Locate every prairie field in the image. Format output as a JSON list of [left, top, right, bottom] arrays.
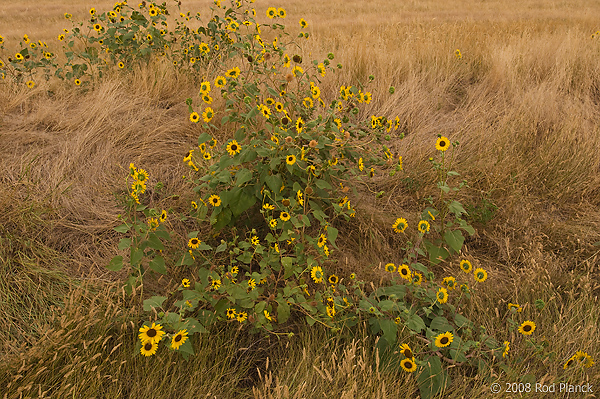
[[1, 0, 599, 398]]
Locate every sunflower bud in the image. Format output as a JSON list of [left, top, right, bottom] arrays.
[[305, 186, 313, 195], [247, 55, 253, 62], [327, 52, 334, 60], [285, 136, 293, 143], [282, 199, 290, 207], [309, 140, 317, 148], [389, 86, 396, 94], [292, 54, 302, 63], [344, 131, 350, 140], [285, 73, 293, 82]]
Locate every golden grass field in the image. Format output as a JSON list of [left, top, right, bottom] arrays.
[[1, 0, 600, 397]]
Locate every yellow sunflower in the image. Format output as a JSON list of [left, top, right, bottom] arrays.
[[473, 268, 488, 283], [459, 259, 472, 273], [140, 340, 158, 356], [310, 266, 323, 283], [434, 331, 453, 348], [400, 357, 417, 373], [208, 194, 221, 207], [170, 329, 189, 350], [392, 217, 408, 233], [138, 322, 165, 344], [399, 343, 413, 358], [435, 136, 450, 152], [517, 320, 536, 335], [398, 264, 411, 281], [436, 287, 449, 304], [226, 140, 241, 156], [188, 237, 201, 249]]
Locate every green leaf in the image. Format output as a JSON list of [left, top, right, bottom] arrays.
[[235, 168, 253, 186], [327, 226, 338, 247], [143, 296, 167, 311], [417, 356, 450, 399], [454, 313, 473, 329], [146, 233, 164, 250], [429, 316, 454, 333], [448, 200, 467, 216], [130, 248, 143, 266], [276, 299, 290, 324], [149, 256, 167, 275], [114, 223, 129, 233], [197, 132, 212, 145], [379, 319, 398, 346], [118, 238, 131, 250], [444, 230, 464, 253], [315, 179, 332, 190], [423, 240, 449, 264], [281, 257, 294, 278], [407, 313, 426, 333], [107, 256, 123, 271], [264, 174, 282, 194]]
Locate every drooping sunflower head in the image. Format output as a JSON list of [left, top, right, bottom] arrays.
[[417, 220, 430, 234], [310, 266, 323, 283], [399, 343, 413, 359], [412, 272, 423, 286], [170, 329, 189, 350]]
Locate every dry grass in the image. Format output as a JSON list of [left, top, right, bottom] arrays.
[[1, 0, 600, 397]]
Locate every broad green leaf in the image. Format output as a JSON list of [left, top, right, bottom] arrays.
[[407, 314, 426, 333], [454, 313, 473, 329], [107, 255, 123, 271], [448, 200, 467, 216], [143, 295, 167, 311], [149, 256, 167, 275], [379, 319, 398, 346], [417, 356, 450, 399], [114, 223, 129, 233], [147, 233, 164, 251], [276, 299, 290, 324], [429, 316, 454, 333], [118, 238, 131, 250], [444, 229, 464, 253]]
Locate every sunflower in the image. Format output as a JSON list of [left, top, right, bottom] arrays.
[[296, 117, 304, 133], [563, 355, 576, 370], [286, 155, 296, 165], [203, 152, 211, 160], [311, 266, 323, 283], [58, 34, 65, 41], [202, 94, 213, 105], [181, 278, 190, 288], [399, 343, 413, 358], [436, 287, 449, 304], [518, 320, 536, 335], [326, 305, 335, 318], [147, 218, 159, 231], [226, 67, 241, 79], [398, 264, 411, 281], [191, 201, 198, 210], [170, 329, 189, 350], [317, 234, 327, 247], [299, 18, 308, 28], [146, 33, 153, 42], [412, 272, 423, 285], [385, 263, 396, 273], [226, 140, 241, 156], [277, 8, 286, 18], [435, 136, 450, 152], [434, 331, 453, 348], [149, 8, 158, 16], [303, 97, 313, 108], [200, 81, 210, 94], [264, 310, 273, 321], [280, 211, 290, 221], [208, 194, 221, 207], [226, 308, 236, 319], [248, 278, 256, 290], [311, 84, 321, 99], [508, 303, 523, 313], [15, 53, 24, 61], [26, 80, 35, 89], [188, 237, 200, 249], [202, 107, 214, 123], [473, 268, 488, 283], [459, 259, 472, 273], [93, 23, 102, 32], [211, 279, 221, 290], [328, 274, 339, 284], [442, 276, 456, 290], [139, 322, 165, 344], [400, 357, 417, 373], [392, 217, 408, 233], [266, 7, 276, 18], [89, 7, 96, 16], [159, 209, 167, 222], [236, 311, 248, 323], [317, 63, 326, 77], [417, 220, 430, 234], [140, 340, 158, 356], [118, 61, 125, 69], [502, 341, 510, 358]]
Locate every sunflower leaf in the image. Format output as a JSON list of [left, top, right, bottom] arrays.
[[143, 296, 167, 312], [106, 256, 123, 271]]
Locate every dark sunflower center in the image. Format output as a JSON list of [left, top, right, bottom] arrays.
[[192, 239, 198, 244], [477, 273, 484, 279], [231, 145, 238, 151], [144, 342, 153, 350], [403, 360, 412, 368], [401, 269, 408, 275], [147, 329, 157, 337], [174, 335, 182, 342], [440, 337, 449, 345], [524, 325, 532, 332], [404, 349, 413, 358]]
